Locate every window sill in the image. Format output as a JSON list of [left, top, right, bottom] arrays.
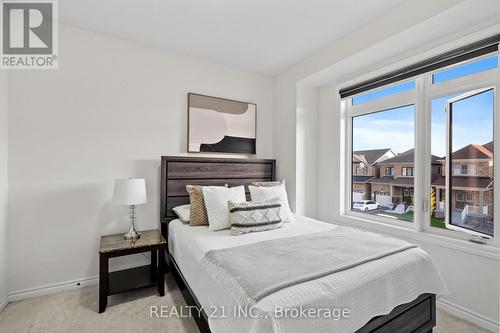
[[335, 213, 500, 260]]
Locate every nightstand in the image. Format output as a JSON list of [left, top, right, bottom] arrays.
[[98, 229, 166, 313]]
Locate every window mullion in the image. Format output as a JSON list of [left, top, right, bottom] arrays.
[[494, 83, 500, 242], [342, 99, 352, 216], [415, 76, 430, 232]]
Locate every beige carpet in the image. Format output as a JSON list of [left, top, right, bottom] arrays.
[[0, 274, 491, 333]]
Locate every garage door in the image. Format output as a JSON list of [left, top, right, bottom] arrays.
[[375, 194, 392, 206], [352, 192, 364, 201]]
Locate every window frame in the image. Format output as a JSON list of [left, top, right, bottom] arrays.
[[343, 83, 417, 230], [341, 49, 500, 246], [402, 167, 414, 176]]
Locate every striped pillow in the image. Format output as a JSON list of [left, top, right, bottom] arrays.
[[228, 198, 283, 236]]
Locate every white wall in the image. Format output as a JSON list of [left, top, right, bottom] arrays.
[[273, 0, 469, 210], [6, 25, 274, 294], [273, 0, 500, 331], [0, 70, 8, 309], [317, 83, 338, 220], [296, 84, 318, 218]]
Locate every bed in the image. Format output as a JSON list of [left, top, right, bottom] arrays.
[[160, 156, 447, 333]]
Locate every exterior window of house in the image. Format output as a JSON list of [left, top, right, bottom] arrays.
[[355, 167, 359, 174], [453, 164, 469, 175], [363, 168, 368, 175], [402, 167, 414, 176], [343, 37, 499, 242]]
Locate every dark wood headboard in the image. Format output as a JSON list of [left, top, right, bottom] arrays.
[[160, 156, 276, 239]]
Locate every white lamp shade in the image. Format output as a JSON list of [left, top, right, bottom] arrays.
[[112, 178, 147, 205]]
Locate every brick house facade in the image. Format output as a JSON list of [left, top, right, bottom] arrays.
[[352, 149, 396, 201], [432, 142, 494, 220]]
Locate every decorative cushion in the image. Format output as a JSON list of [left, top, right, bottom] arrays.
[[248, 183, 293, 222], [186, 184, 228, 226], [228, 198, 283, 236], [251, 179, 285, 187], [202, 186, 246, 231], [186, 185, 209, 226], [172, 204, 190, 223]]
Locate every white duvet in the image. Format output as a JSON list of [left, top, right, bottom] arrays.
[[168, 214, 448, 333]]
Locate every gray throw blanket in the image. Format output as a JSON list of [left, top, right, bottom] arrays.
[[202, 227, 417, 305]]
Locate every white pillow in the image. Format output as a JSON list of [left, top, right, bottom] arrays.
[[172, 204, 190, 223], [203, 186, 246, 231], [249, 183, 293, 222]]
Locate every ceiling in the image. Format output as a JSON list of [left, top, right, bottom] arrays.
[[59, 0, 405, 75]]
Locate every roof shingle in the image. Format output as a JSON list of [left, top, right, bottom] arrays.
[[352, 148, 392, 164], [368, 176, 414, 186], [432, 176, 493, 189], [378, 149, 440, 164], [352, 176, 374, 183], [451, 144, 493, 160]]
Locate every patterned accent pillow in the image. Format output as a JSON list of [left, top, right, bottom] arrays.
[[186, 184, 228, 226], [186, 185, 209, 226], [228, 198, 283, 236], [249, 183, 293, 222]]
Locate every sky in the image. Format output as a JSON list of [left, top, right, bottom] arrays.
[[352, 56, 496, 157]]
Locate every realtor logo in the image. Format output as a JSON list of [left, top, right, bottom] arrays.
[[1, 0, 58, 69]]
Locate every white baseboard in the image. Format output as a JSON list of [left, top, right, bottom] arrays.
[[438, 298, 499, 333], [0, 294, 8, 312], [7, 275, 99, 303], [3, 259, 150, 308]]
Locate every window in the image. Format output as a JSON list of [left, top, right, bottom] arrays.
[[352, 81, 415, 105], [343, 37, 499, 242], [351, 105, 415, 223], [453, 164, 469, 175], [363, 168, 368, 175], [402, 167, 414, 176], [432, 56, 498, 84], [430, 88, 494, 236], [445, 89, 494, 236]]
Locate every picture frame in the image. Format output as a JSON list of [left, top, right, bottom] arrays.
[[187, 93, 257, 154]]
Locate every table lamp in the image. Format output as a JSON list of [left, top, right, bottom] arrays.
[[112, 178, 147, 240]]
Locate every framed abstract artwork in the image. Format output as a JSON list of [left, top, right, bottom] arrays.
[[188, 93, 256, 154]]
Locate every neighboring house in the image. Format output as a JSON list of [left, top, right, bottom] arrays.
[[368, 149, 441, 207], [432, 142, 494, 222], [352, 148, 396, 201]]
